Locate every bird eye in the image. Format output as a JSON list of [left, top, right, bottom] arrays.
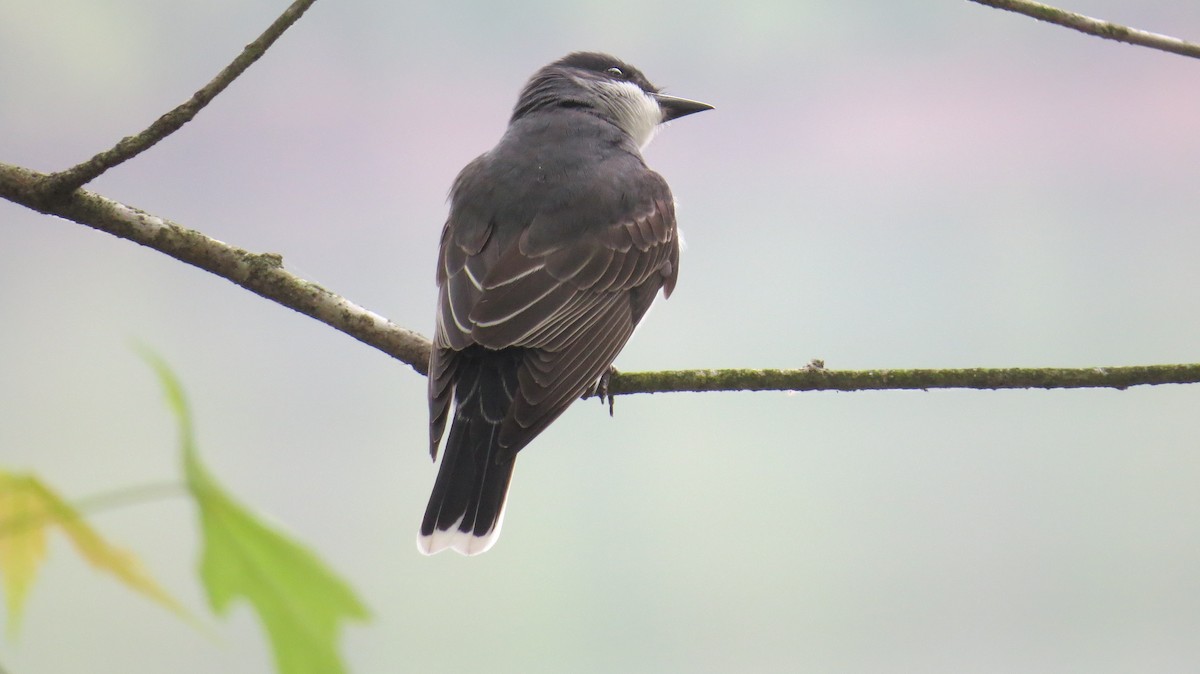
[[605, 66, 624, 78]]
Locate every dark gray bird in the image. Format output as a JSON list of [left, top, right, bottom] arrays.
[[418, 52, 712, 555]]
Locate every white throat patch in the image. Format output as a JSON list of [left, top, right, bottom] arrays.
[[592, 79, 663, 149]]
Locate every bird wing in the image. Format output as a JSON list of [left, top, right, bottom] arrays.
[[429, 172, 679, 459]]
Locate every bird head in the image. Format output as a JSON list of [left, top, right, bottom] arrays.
[[511, 52, 713, 148]]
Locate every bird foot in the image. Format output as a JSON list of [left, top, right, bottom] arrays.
[[590, 367, 617, 417]]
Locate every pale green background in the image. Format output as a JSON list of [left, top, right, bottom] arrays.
[[3, 1, 1200, 672]]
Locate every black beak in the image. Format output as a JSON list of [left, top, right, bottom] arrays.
[[654, 93, 714, 122]]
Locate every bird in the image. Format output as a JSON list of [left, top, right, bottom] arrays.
[[418, 52, 712, 555]]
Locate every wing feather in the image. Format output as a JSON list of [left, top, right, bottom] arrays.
[[501, 302, 633, 447], [521, 293, 608, 349], [565, 246, 617, 289], [427, 345, 457, 458], [593, 239, 647, 291], [518, 301, 629, 405], [444, 272, 479, 339]]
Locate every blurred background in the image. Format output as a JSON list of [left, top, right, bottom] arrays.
[[3, 0, 1200, 671]]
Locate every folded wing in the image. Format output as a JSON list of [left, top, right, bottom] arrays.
[[429, 175, 680, 461]]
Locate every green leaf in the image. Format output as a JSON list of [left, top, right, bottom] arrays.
[[141, 350, 369, 674], [0, 472, 49, 636], [0, 471, 186, 637]]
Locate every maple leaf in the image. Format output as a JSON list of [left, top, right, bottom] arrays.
[[143, 351, 369, 674], [0, 471, 185, 636]]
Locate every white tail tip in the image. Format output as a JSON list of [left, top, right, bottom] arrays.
[[416, 510, 506, 556]]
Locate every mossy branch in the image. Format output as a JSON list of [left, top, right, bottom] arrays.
[[607, 364, 1200, 395]]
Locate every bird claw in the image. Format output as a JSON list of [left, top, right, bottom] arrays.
[[592, 367, 617, 417]]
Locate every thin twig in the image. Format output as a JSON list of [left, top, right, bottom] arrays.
[[41, 0, 319, 196], [968, 0, 1200, 60]]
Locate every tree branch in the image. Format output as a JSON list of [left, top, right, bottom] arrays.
[[4, 161, 1200, 395], [0, 162, 432, 376], [41, 0, 319, 196], [967, 0, 1200, 60], [608, 364, 1200, 396]]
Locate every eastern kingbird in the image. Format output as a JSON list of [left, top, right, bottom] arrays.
[[418, 52, 712, 555]]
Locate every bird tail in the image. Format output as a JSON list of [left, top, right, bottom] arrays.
[[417, 351, 520, 556]]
